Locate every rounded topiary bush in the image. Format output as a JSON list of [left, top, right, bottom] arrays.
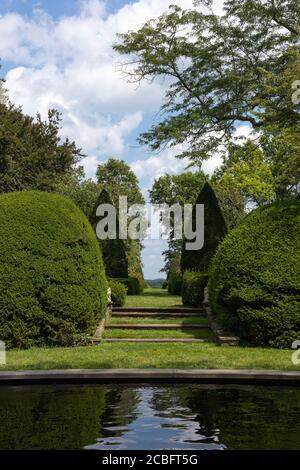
[[0, 191, 108, 348], [209, 200, 300, 347], [182, 271, 208, 306], [109, 279, 127, 307]]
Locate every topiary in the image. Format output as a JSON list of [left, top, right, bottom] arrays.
[[90, 189, 128, 278], [181, 182, 227, 272], [0, 191, 108, 349], [109, 279, 127, 307], [182, 271, 208, 306], [168, 272, 183, 295], [113, 277, 141, 295], [209, 199, 300, 347]]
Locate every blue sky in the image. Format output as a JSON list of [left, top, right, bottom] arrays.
[[0, 0, 237, 278]]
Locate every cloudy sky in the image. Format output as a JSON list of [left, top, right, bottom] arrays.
[[0, 0, 239, 278]]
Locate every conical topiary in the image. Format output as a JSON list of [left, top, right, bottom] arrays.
[[90, 189, 128, 278], [181, 182, 227, 272]]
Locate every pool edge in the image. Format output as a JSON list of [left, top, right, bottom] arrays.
[[0, 368, 299, 386]]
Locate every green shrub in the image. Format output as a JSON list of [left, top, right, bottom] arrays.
[[182, 272, 208, 306], [0, 191, 107, 349], [112, 277, 141, 295], [162, 281, 168, 289], [109, 280, 127, 307], [168, 273, 183, 295], [209, 200, 300, 347]]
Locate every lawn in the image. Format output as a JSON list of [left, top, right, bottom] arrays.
[[0, 343, 298, 371], [125, 288, 183, 308]]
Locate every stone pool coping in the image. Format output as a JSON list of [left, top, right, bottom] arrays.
[[0, 369, 299, 386]]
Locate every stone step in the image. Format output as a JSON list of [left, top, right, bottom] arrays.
[[112, 307, 204, 314], [97, 338, 215, 344], [106, 323, 210, 330], [112, 311, 205, 318]]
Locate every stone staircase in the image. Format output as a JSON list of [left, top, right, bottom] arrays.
[[97, 307, 217, 344]]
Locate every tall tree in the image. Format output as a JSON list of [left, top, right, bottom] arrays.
[[0, 104, 82, 193], [96, 159, 145, 282], [150, 171, 244, 274], [114, 0, 300, 196], [90, 189, 128, 278]]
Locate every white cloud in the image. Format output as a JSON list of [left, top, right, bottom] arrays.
[[1, 0, 225, 276], [2, 0, 200, 166]]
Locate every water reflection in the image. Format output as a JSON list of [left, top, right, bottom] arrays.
[[0, 384, 299, 450]]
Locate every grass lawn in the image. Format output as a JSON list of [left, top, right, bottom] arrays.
[[125, 288, 183, 309], [103, 328, 215, 340], [108, 316, 209, 326], [0, 343, 298, 371]]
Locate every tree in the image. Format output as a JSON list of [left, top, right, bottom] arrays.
[[96, 158, 145, 206], [0, 104, 82, 193], [181, 182, 227, 272], [54, 167, 100, 220], [96, 158, 145, 282], [90, 189, 128, 278], [114, 0, 300, 195], [150, 172, 244, 274], [214, 140, 276, 206]]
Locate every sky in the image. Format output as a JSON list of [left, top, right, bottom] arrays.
[[0, 0, 250, 278]]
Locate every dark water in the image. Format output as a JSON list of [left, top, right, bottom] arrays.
[[0, 384, 299, 450]]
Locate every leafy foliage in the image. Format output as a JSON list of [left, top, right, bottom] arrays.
[[90, 189, 128, 278], [0, 191, 107, 349], [96, 158, 145, 285], [0, 104, 82, 193], [115, 0, 300, 197], [109, 279, 127, 307], [182, 271, 208, 306], [113, 277, 142, 295], [209, 200, 300, 347], [181, 182, 227, 272], [150, 172, 245, 276]]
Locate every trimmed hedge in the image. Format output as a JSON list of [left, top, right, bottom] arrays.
[[0, 191, 108, 349], [168, 273, 183, 295], [109, 279, 127, 307], [182, 272, 208, 306], [209, 200, 300, 347], [112, 277, 142, 295]]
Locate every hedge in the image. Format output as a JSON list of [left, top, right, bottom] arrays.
[[209, 200, 300, 347], [0, 191, 107, 349], [112, 277, 142, 295], [168, 273, 183, 295], [109, 279, 127, 307], [182, 272, 208, 306]]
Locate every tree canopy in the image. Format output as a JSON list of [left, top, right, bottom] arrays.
[[0, 104, 82, 193], [114, 0, 300, 198]]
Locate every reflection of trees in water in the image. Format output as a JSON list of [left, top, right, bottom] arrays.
[[99, 386, 140, 438], [149, 386, 219, 442], [0, 385, 107, 449], [0, 384, 299, 450], [151, 385, 300, 450]]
